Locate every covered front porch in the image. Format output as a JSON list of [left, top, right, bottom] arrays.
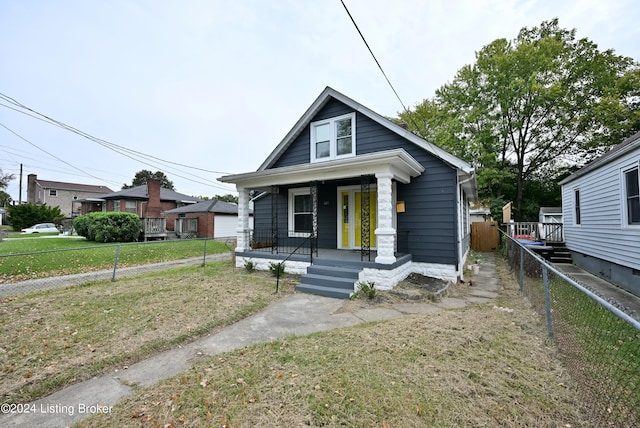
[[223, 149, 424, 265]]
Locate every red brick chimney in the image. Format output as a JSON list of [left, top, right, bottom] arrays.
[[145, 178, 163, 218]]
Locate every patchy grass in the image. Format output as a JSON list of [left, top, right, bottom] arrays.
[[0, 238, 231, 282], [0, 261, 297, 405], [77, 257, 592, 427]]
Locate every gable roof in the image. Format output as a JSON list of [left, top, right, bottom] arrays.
[[259, 86, 474, 175], [165, 200, 250, 215], [559, 131, 640, 185], [97, 185, 201, 203], [34, 179, 112, 193]]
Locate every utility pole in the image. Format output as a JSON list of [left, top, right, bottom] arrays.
[[18, 163, 23, 204]]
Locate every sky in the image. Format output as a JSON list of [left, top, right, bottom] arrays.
[[1, 0, 639, 202]]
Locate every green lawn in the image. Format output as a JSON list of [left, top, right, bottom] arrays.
[[0, 236, 232, 281]]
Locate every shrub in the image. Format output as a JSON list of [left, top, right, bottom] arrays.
[[7, 203, 63, 231], [243, 260, 255, 272], [73, 212, 143, 243], [354, 281, 376, 300], [268, 261, 285, 277]]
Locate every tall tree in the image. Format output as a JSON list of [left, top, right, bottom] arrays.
[[122, 170, 175, 190], [401, 19, 640, 220], [0, 168, 14, 190], [0, 190, 11, 207]]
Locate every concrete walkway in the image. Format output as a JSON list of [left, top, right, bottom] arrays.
[[1, 255, 502, 427]]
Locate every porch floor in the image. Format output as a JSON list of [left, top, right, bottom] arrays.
[[237, 248, 411, 270]]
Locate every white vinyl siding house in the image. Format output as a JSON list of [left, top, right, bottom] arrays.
[[560, 131, 640, 296]]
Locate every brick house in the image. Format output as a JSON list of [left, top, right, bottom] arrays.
[[165, 200, 253, 239], [27, 174, 113, 217], [78, 179, 200, 233]]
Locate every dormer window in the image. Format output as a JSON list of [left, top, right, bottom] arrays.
[[310, 113, 355, 162]]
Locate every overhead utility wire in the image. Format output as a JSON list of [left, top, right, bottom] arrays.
[[0, 96, 235, 192], [0, 94, 232, 176], [339, 0, 407, 113], [339, 0, 434, 142], [0, 121, 107, 183]]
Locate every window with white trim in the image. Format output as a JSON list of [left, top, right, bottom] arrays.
[[624, 166, 640, 225], [288, 188, 312, 236], [310, 113, 355, 162], [125, 200, 137, 214], [49, 189, 57, 197], [574, 189, 581, 225]]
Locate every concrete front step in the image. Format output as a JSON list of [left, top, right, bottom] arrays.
[[296, 264, 361, 299], [294, 283, 353, 299]]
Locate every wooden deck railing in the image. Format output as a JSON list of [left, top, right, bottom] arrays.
[[143, 217, 167, 241], [504, 222, 564, 243]]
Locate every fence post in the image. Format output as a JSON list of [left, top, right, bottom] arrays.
[[519, 246, 524, 291], [542, 265, 554, 337], [202, 239, 208, 267], [112, 245, 120, 282]]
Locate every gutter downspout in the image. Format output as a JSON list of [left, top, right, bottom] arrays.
[[457, 172, 476, 282]]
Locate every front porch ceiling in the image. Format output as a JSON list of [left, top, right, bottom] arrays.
[[219, 148, 424, 189]]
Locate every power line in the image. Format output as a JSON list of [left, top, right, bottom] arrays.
[[0, 121, 107, 183], [339, 0, 436, 146], [339, 0, 408, 113], [0, 94, 236, 193], [0, 97, 232, 176]]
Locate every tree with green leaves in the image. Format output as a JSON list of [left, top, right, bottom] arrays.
[[123, 170, 175, 190], [400, 19, 640, 220], [0, 190, 11, 207], [7, 203, 63, 231], [0, 168, 14, 190]]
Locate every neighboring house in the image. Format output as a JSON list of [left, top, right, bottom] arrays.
[[219, 87, 477, 297], [0, 207, 6, 225], [165, 200, 253, 239], [26, 174, 113, 217], [538, 207, 563, 242], [470, 204, 491, 223], [539, 207, 563, 224], [78, 179, 200, 234], [559, 131, 640, 297]]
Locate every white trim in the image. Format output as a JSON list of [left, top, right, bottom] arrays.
[[310, 112, 356, 163], [336, 185, 378, 250], [288, 187, 312, 237], [621, 161, 640, 228], [220, 149, 424, 188], [574, 188, 582, 226], [254, 87, 474, 175]]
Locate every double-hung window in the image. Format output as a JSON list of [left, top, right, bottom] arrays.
[[125, 200, 137, 214], [288, 188, 312, 237], [574, 189, 581, 225], [624, 166, 640, 226], [310, 113, 355, 162]]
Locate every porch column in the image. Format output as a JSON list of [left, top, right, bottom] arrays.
[[375, 172, 396, 264], [236, 187, 251, 252]]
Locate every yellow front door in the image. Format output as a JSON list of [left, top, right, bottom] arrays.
[[339, 189, 377, 249]]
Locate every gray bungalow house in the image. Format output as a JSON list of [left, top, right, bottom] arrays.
[[559, 131, 640, 297], [219, 87, 477, 298]]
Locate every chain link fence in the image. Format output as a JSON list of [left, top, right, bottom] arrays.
[[0, 238, 233, 297], [502, 233, 640, 426]]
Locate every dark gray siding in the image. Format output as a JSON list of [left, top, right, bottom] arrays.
[[264, 97, 460, 265], [272, 101, 353, 168]]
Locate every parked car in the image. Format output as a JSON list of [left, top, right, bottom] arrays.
[[20, 223, 60, 234]]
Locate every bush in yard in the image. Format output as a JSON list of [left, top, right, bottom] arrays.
[[73, 212, 143, 242], [7, 203, 63, 231]]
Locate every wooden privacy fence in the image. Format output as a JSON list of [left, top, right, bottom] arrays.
[[471, 221, 499, 251]]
